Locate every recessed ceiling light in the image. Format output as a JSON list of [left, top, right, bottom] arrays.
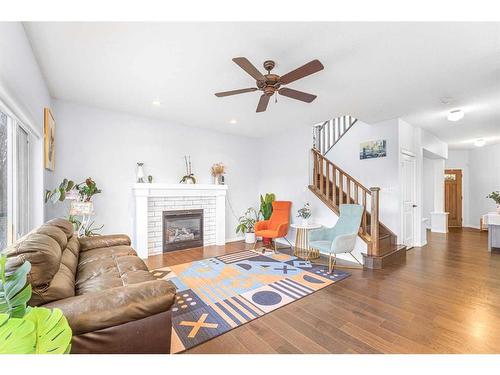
[[152, 99, 161, 106], [229, 119, 237, 124], [474, 138, 486, 147], [447, 109, 464, 122]]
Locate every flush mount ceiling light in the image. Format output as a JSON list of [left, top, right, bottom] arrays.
[[229, 119, 237, 124], [152, 99, 161, 106], [474, 138, 486, 147], [447, 109, 464, 122]]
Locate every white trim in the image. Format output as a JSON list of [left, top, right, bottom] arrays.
[[400, 148, 416, 157]]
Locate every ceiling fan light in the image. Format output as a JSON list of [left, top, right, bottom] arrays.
[[474, 138, 485, 147], [447, 109, 464, 122]]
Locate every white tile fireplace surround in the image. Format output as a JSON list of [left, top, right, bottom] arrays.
[[133, 184, 228, 258]]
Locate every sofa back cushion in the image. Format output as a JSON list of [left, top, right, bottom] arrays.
[[2, 218, 79, 306]]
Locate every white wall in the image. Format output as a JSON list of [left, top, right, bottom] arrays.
[[422, 157, 435, 227], [327, 119, 401, 238], [257, 122, 390, 262], [0, 22, 52, 230], [468, 144, 500, 226], [45, 100, 261, 241]]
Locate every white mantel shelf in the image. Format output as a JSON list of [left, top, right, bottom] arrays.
[[133, 183, 228, 196], [133, 183, 228, 259]]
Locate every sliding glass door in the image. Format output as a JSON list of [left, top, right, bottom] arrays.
[[0, 108, 31, 249]]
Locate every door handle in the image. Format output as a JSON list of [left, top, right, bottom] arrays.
[[412, 204, 417, 208]]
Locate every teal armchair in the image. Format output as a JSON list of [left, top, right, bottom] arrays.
[[309, 204, 364, 272]]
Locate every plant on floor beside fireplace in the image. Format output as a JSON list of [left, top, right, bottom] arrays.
[[486, 191, 500, 213], [236, 207, 258, 244]]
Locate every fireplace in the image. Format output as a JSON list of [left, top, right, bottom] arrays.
[[162, 209, 204, 252]]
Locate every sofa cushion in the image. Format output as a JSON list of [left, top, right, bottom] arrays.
[[75, 246, 155, 296], [2, 218, 79, 305]]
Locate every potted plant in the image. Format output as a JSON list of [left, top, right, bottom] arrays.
[[259, 193, 275, 245], [486, 191, 500, 213], [236, 208, 258, 244], [180, 155, 196, 184], [297, 202, 312, 225], [211, 162, 226, 185], [0, 255, 72, 353]]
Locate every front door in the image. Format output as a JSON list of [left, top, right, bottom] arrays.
[[445, 169, 462, 227], [401, 153, 416, 249]]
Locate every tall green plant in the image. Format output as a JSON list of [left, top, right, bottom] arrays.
[[44, 178, 75, 203], [259, 193, 276, 220], [0, 254, 72, 354]]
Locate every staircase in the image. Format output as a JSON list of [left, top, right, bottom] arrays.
[[309, 116, 406, 269], [313, 115, 358, 156]]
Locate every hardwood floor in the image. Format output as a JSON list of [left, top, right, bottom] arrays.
[[145, 228, 500, 354]]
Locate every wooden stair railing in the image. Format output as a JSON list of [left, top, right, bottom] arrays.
[[312, 115, 358, 156], [309, 148, 398, 257]]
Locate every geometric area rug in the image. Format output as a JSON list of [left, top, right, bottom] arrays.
[[151, 249, 350, 353]]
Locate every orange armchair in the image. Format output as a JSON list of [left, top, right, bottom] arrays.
[[255, 201, 292, 252]]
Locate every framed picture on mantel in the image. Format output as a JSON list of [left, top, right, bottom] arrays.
[[44, 108, 56, 171], [360, 139, 387, 160]]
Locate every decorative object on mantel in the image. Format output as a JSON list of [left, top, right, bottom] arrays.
[[43, 108, 56, 171], [148, 175, 153, 183], [297, 202, 312, 226], [136, 162, 145, 183], [45, 177, 103, 237], [236, 207, 258, 244], [486, 191, 500, 214], [180, 155, 196, 184], [259, 193, 276, 246], [360, 139, 387, 160], [211, 162, 226, 185]]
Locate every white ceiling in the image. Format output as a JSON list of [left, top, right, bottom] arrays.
[[24, 22, 500, 148]]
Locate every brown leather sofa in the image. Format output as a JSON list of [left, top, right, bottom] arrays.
[[2, 218, 176, 354]]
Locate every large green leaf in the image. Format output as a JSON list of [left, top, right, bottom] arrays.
[[0, 257, 32, 318], [24, 307, 72, 354], [0, 313, 36, 354]]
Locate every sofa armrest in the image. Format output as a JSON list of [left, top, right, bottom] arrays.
[[78, 234, 131, 252], [43, 279, 176, 335]]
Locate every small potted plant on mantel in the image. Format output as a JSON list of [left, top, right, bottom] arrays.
[[486, 191, 500, 214], [236, 208, 258, 244]]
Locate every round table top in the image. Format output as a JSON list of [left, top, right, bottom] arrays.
[[290, 223, 322, 230]]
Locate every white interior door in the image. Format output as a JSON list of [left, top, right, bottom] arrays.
[[401, 153, 416, 248]]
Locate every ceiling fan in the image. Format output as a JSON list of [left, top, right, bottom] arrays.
[[215, 57, 324, 113]]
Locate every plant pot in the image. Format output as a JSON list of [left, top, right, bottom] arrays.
[[497, 204, 500, 214], [245, 232, 256, 244], [262, 237, 271, 246], [301, 218, 309, 226]]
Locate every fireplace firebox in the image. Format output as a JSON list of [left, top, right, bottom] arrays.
[[162, 209, 204, 252]]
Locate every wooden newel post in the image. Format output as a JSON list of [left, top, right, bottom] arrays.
[[369, 187, 380, 256]]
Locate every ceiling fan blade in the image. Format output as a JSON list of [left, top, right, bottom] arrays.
[[215, 88, 258, 97], [279, 88, 317, 103], [256, 94, 270, 112], [232, 57, 266, 81], [280, 59, 324, 85]]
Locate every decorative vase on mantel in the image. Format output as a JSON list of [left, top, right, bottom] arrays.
[[136, 162, 145, 183]]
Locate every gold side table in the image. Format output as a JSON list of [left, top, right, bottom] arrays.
[[290, 223, 322, 260]]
